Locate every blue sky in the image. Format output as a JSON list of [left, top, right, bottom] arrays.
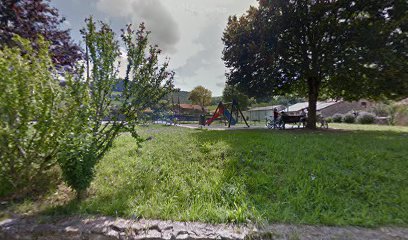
[[51, 0, 258, 96]]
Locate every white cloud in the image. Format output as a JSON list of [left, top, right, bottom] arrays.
[[96, 0, 180, 53], [53, 0, 258, 96]]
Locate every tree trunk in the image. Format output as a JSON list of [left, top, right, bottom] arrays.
[[306, 77, 319, 129]]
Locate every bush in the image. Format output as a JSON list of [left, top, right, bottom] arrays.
[[393, 105, 408, 126], [372, 103, 392, 117], [0, 36, 74, 196], [325, 117, 333, 123], [332, 113, 344, 123], [357, 112, 376, 124], [343, 113, 356, 123]]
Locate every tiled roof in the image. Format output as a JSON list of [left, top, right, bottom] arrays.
[[179, 104, 204, 111]]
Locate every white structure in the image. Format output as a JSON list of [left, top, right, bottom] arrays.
[[287, 100, 372, 117], [245, 105, 286, 121]]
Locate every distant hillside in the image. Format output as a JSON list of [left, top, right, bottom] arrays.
[[114, 82, 222, 105], [168, 91, 223, 105], [167, 91, 191, 104], [114, 80, 191, 104]]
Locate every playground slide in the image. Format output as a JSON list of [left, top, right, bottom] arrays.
[[205, 111, 221, 125], [223, 109, 237, 125]]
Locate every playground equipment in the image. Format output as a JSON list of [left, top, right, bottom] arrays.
[[206, 100, 249, 128]]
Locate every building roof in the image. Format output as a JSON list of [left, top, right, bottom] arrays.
[[317, 101, 340, 110], [287, 101, 341, 112], [248, 105, 286, 112], [179, 104, 205, 111]]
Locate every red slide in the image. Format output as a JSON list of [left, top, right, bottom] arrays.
[[205, 111, 221, 125]]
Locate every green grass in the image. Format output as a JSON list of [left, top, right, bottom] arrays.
[[42, 124, 408, 227], [330, 123, 408, 133]]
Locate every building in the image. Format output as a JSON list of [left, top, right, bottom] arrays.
[[287, 100, 373, 117], [175, 104, 208, 116], [244, 105, 286, 121]]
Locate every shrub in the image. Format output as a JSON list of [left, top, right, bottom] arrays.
[[332, 113, 343, 123], [393, 105, 408, 126], [357, 112, 376, 124], [372, 103, 392, 117], [342, 113, 356, 123], [325, 117, 333, 123], [0, 36, 74, 196]]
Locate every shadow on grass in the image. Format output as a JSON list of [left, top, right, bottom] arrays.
[[189, 128, 408, 226], [41, 125, 407, 226]]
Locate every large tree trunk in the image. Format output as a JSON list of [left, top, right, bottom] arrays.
[[306, 77, 319, 129]]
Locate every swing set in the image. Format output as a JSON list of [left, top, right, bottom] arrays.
[[205, 99, 249, 128]]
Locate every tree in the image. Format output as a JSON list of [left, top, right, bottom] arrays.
[[189, 86, 212, 109], [57, 18, 174, 198], [222, 85, 251, 110], [0, 0, 81, 70], [211, 96, 223, 105], [223, 0, 408, 128]]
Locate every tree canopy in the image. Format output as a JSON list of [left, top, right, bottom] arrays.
[[189, 86, 212, 108], [0, 0, 82, 70], [222, 85, 251, 110], [223, 0, 408, 128]]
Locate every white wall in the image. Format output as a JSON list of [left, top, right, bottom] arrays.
[[249, 110, 274, 121]]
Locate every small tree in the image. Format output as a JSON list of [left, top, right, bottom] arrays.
[[222, 85, 251, 110], [189, 86, 212, 110], [57, 18, 174, 198]]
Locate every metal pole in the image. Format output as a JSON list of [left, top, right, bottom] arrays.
[[228, 102, 234, 128]]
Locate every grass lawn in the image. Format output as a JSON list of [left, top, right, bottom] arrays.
[[9, 124, 408, 227], [330, 123, 408, 133]]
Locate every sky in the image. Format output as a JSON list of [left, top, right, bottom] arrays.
[[51, 0, 258, 96]]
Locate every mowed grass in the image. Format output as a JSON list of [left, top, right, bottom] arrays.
[[330, 123, 408, 133], [49, 125, 408, 227]]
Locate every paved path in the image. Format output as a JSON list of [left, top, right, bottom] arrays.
[[174, 123, 266, 131]]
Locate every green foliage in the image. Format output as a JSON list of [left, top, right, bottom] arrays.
[[332, 114, 344, 123], [372, 103, 393, 117], [0, 36, 72, 196], [342, 113, 356, 124], [325, 117, 333, 123], [0, 0, 82, 70], [211, 96, 223, 105], [57, 18, 174, 197], [46, 125, 408, 226], [167, 90, 192, 104], [394, 105, 408, 126], [189, 86, 212, 107], [222, 85, 251, 110], [222, 1, 408, 128], [357, 112, 376, 124]]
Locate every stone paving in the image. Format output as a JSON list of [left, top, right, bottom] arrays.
[[1, 216, 407, 240]]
